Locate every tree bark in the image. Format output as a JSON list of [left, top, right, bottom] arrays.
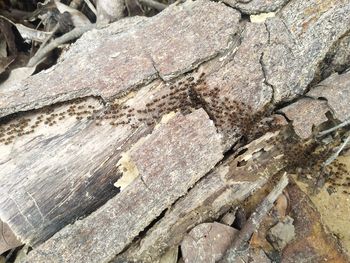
[[1, 0, 350, 262]]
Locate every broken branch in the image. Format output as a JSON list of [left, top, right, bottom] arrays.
[[219, 173, 289, 263], [323, 134, 350, 167], [27, 24, 94, 67], [318, 118, 350, 137], [84, 0, 97, 15]]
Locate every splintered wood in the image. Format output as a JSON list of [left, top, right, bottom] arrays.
[[117, 131, 287, 262], [1, 0, 350, 262], [22, 109, 223, 263]]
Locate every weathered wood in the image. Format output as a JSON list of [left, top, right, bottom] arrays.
[[117, 70, 350, 262], [117, 130, 289, 262], [279, 98, 329, 139], [195, 0, 350, 145], [0, 0, 241, 245], [320, 32, 350, 79], [1, 0, 350, 258], [21, 109, 223, 263], [0, 0, 240, 117], [308, 71, 350, 122], [0, 96, 151, 245], [223, 0, 289, 14], [199, 22, 271, 148], [263, 0, 350, 102]]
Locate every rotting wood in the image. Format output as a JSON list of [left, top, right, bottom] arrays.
[[1, 0, 350, 261], [20, 109, 223, 263], [116, 130, 289, 263], [0, 74, 208, 245], [0, 0, 241, 118]]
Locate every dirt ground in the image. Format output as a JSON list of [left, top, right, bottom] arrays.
[[294, 155, 350, 256]]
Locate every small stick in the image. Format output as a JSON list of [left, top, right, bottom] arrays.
[[138, 0, 167, 10], [84, 0, 97, 15], [318, 118, 350, 137], [27, 24, 94, 67], [36, 23, 60, 56], [323, 134, 350, 167], [219, 173, 289, 263], [314, 133, 350, 192]]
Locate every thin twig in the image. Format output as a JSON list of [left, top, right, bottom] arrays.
[[27, 24, 94, 67], [84, 0, 97, 15], [318, 118, 350, 137], [138, 0, 168, 11], [220, 173, 289, 263], [323, 134, 350, 167], [314, 133, 350, 192], [36, 23, 60, 56]]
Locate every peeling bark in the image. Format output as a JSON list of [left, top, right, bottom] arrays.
[[21, 109, 223, 263], [0, 0, 350, 262]]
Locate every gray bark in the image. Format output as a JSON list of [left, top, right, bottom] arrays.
[[1, 0, 350, 262]]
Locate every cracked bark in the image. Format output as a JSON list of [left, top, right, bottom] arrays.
[[21, 109, 223, 263], [222, 0, 290, 14], [1, 0, 350, 262]]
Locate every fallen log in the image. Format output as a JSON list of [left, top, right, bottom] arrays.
[[0, 0, 241, 245], [1, 0, 350, 262], [21, 109, 223, 263]]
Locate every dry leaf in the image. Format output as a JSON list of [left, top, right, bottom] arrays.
[[54, 0, 91, 28]]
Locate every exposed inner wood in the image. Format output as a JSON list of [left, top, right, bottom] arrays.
[[1, 0, 350, 262]]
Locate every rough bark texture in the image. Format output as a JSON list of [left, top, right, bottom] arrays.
[[21, 109, 223, 263], [308, 71, 350, 122], [0, 0, 240, 246], [223, 0, 289, 14], [0, 0, 240, 117], [1, 0, 350, 262], [264, 0, 350, 102], [181, 222, 238, 263], [116, 131, 287, 263], [279, 98, 329, 139]]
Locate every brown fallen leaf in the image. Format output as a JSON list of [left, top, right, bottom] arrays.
[[273, 191, 290, 218]]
